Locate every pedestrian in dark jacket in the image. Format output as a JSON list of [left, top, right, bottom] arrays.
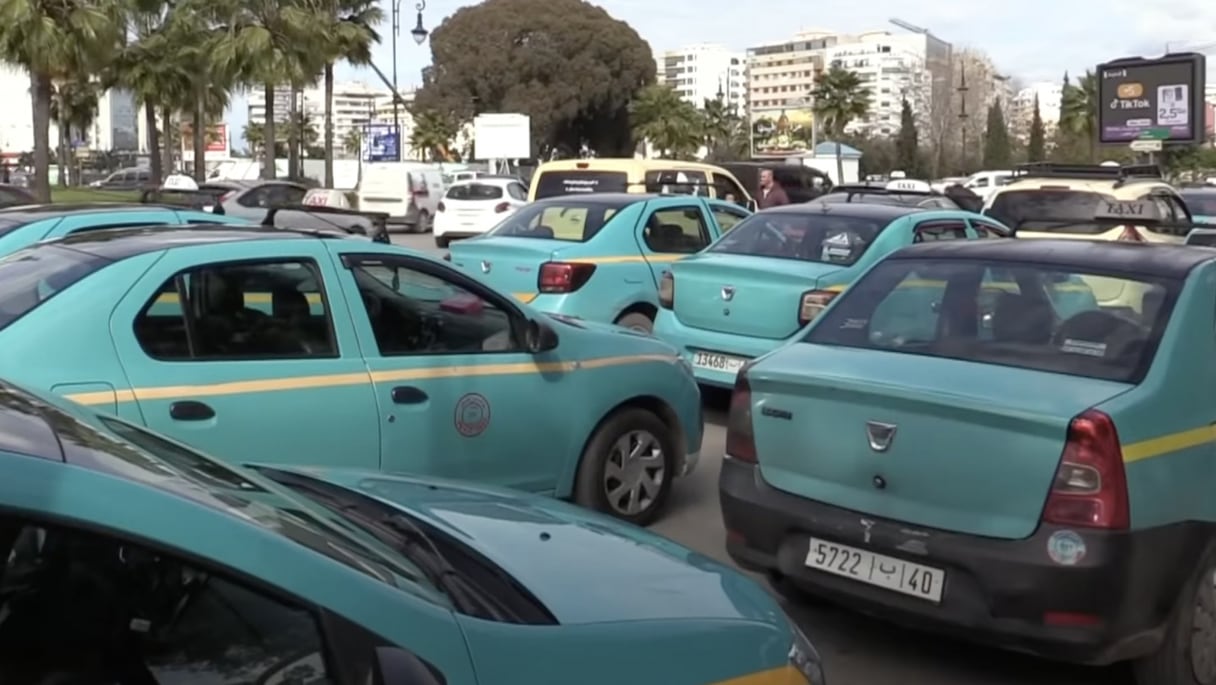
[[757, 168, 790, 209]]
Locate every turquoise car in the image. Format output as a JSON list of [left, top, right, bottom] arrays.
[[720, 237, 1216, 683], [0, 225, 702, 525], [447, 193, 750, 333], [0, 203, 252, 255], [0, 378, 825, 685], [1179, 186, 1216, 225], [653, 202, 1014, 387]]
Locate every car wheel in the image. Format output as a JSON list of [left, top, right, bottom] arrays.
[[574, 408, 675, 526], [615, 311, 654, 334], [1134, 546, 1216, 685], [435, 235, 451, 248]]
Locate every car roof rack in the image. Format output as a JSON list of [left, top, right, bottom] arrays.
[[1012, 162, 1163, 185], [262, 204, 391, 244], [139, 188, 228, 214], [828, 184, 940, 199]]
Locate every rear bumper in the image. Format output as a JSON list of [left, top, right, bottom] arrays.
[[652, 310, 786, 388], [719, 458, 1203, 666], [434, 215, 496, 238]]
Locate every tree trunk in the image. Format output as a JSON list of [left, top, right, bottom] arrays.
[[145, 101, 163, 185], [30, 72, 53, 202], [192, 96, 206, 181], [835, 142, 845, 185], [56, 105, 70, 188], [160, 106, 174, 175], [262, 83, 276, 180], [323, 62, 334, 188], [287, 85, 299, 179]]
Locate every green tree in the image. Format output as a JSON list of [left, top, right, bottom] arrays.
[[317, 0, 381, 186], [0, 0, 124, 201], [701, 97, 748, 161], [810, 66, 872, 183], [894, 98, 919, 176], [628, 85, 704, 159], [1058, 70, 1098, 162], [412, 0, 655, 158], [50, 78, 100, 185], [342, 127, 362, 157], [983, 98, 1012, 169], [1027, 94, 1046, 162], [409, 110, 458, 161]]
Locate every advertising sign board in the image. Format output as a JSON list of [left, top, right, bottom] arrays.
[[362, 124, 400, 162], [1097, 52, 1206, 145]]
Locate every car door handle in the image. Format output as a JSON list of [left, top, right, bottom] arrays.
[[391, 386, 428, 405], [169, 400, 215, 421]]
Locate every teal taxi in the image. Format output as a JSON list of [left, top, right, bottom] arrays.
[[721, 237, 1216, 684], [652, 201, 1012, 387], [0, 226, 704, 525], [0, 203, 252, 256], [447, 193, 750, 333], [0, 378, 825, 685]]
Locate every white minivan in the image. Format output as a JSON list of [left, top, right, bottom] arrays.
[[356, 162, 444, 233]]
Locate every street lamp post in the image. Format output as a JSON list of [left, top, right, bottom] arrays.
[[390, 0, 428, 161]]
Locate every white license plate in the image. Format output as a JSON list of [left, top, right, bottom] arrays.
[[805, 538, 945, 603], [691, 351, 747, 374]]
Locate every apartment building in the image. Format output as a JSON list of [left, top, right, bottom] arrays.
[[247, 81, 387, 150], [655, 43, 747, 112], [87, 88, 140, 151], [1009, 81, 1063, 142]]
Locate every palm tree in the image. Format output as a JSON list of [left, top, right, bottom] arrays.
[[0, 0, 124, 201], [318, 0, 381, 186], [701, 97, 748, 161], [342, 127, 362, 157], [50, 78, 100, 185], [1060, 70, 1098, 162], [629, 85, 704, 159], [244, 122, 266, 154], [811, 66, 872, 183], [409, 111, 458, 162]]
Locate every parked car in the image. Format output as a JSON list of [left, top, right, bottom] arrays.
[[0, 183, 36, 207], [356, 162, 444, 233], [433, 177, 530, 248], [447, 193, 750, 333], [0, 378, 824, 685], [88, 166, 152, 190], [817, 180, 963, 209], [721, 237, 1216, 683], [653, 202, 1012, 387], [1184, 226, 1216, 246], [194, 179, 310, 221], [718, 162, 834, 204], [0, 203, 252, 257], [1179, 184, 1216, 224], [0, 225, 704, 525], [528, 158, 756, 210]]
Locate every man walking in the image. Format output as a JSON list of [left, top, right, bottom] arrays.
[[757, 168, 790, 209]]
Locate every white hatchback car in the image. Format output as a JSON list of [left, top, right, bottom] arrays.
[[433, 177, 529, 247]]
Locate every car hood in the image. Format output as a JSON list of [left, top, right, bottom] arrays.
[[276, 467, 778, 626]]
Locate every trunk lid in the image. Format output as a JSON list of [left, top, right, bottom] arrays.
[[672, 253, 843, 339], [448, 237, 568, 301], [749, 344, 1133, 539]]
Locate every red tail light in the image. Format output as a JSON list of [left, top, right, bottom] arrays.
[[658, 272, 675, 309], [799, 289, 839, 326], [437, 201, 446, 213], [1116, 226, 1143, 242], [494, 201, 510, 213], [1041, 410, 1129, 530], [725, 366, 757, 463], [538, 262, 596, 293]]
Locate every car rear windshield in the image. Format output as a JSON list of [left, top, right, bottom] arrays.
[[446, 183, 503, 200], [532, 171, 628, 199], [985, 190, 1121, 234], [488, 200, 624, 242], [1182, 192, 1216, 216], [0, 246, 113, 331], [804, 257, 1177, 383], [708, 212, 890, 265], [1186, 231, 1216, 247]]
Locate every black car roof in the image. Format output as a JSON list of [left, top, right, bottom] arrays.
[[763, 202, 924, 220], [49, 226, 320, 261], [889, 238, 1216, 279]]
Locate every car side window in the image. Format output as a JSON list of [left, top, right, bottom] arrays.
[[271, 185, 307, 207], [64, 221, 171, 235], [133, 259, 338, 361], [971, 220, 1011, 238], [644, 170, 709, 196], [710, 205, 748, 232], [238, 187, 271, 208], [344, 255, 520, 356], [712, 173, 749, 207], [0, 516, 333, 685], [506, 183, 527, 201], [643, 207, 711, 253], [136, 170, 151, 183], [912, 221, 969, 242]]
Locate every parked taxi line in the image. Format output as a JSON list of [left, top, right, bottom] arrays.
[[61, 353, 679, 407], [1123, 424, 1216, 464], [566, 254, 687, 265], [822, 280, 1092, 293], [715, 665, 807, 685], [511, 293, 538, 303], [154, 293, 325, 305]]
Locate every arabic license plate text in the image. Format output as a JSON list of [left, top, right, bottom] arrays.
[[805, 538, 945, 603], [691, 351, 746, 374]]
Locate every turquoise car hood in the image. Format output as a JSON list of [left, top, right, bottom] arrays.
[[283, 467, 777, 625]]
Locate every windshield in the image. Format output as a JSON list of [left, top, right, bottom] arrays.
[[488, 200, 624, 242], [804, 258, 1176, 383], [985, 189, 1119, 233], [533, 170, 628, 199], [0, 245, 113, 331], [709, 211, 889, 265], [1181, 192, 1216, 216], [446, 183, 503, 200]]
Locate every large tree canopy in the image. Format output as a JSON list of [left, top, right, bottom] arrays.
[[412, 0, 654, 158]]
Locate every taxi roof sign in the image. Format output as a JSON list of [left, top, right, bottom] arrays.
[[1093, 199, 1161, 223], [886, 179, 932, 193], [162, 173, 198, 191]]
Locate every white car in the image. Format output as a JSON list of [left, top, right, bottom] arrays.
[[433, 177, 529, 247]]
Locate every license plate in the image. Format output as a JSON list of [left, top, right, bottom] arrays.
[[805, 538, 945, 603], [691, 351, 746, 374]]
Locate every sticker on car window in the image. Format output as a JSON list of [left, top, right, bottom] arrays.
[[1060, 339, 1107, 357]]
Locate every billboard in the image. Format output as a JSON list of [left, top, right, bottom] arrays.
[[750, 107, 815, 156], [179, 123, 230, 162], [1096, 53, 1207, 145], [362, 124, 400, 162], [473, 113, 530, 160]]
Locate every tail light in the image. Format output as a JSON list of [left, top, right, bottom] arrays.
[[494, 201, 510, 213], [437, 201, 446, 212], [725, 365, 757, 463], [799, 289, 839, 326], [1116, 226, 1143, 242], [1041, 410, 1129, 530], [538, 262, 596, 293], [658, 272, 675, 309]]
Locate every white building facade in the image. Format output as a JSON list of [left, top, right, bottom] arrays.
[[656, 43, 746, 112], [246, 81, 389, 152], [1010, 81, 1063, 142]]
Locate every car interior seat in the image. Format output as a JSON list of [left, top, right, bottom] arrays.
[[991, 292, 1055, 345]]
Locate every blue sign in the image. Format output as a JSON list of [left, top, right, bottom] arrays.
[[362, 124, 400, 162]]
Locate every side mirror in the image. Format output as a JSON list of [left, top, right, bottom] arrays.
[[524, 318, 559, 353], [744, 199, 757, 212]]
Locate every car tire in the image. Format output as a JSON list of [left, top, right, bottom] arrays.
[[1133, 545, 1216, 685], [435, 235, 451, 248], [574, 407, 676, 527], [615, 311, 654, 334]]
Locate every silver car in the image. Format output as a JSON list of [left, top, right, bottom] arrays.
[[196, 180, 311, 222]]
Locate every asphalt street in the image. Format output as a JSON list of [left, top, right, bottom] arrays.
[[393, 231, 1131, 685]]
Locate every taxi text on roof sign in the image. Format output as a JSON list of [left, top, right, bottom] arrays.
[[886, 179, 932, 193], [1095, 200, 1161, 222]]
